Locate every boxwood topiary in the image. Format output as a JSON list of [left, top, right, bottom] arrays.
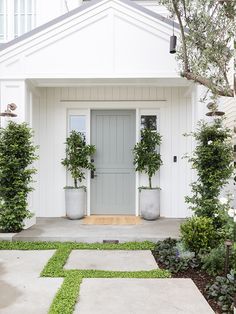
[[180, 216, 217, 254]]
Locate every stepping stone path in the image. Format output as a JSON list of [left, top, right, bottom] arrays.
[[64, 250, 158, 271], [75, 278, 214, 314], [0, 250, 63, 314], [64, 250, 214, 314], [0, 249, 215, 314]]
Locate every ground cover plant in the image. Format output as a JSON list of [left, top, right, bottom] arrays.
[[0, 241, 170, 314], [152, 238, 235, 314], [206, 270, 236, 314]]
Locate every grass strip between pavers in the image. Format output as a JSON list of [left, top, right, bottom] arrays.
[[0, 241, 170, 314], [0, 240, 155, 250]]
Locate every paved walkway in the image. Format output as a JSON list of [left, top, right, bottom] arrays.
[[0, 250, 62, 314], [11, 217, 184, 242], [0, 248, 215, 314], [64, 250, 158, 271], [75, 278, 214, 314]]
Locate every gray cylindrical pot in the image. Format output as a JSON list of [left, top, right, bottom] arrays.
[[139, 188, 160, 220], [65, 188, 86, 219]]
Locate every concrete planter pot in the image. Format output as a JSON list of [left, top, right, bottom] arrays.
[[65, 187, 86, 219], [139, 188, 160, 220]]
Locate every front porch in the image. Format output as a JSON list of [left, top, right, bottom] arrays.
[[12, 217, 183, 243]]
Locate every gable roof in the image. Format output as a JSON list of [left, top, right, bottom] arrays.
[[0, 0, 184, 52]]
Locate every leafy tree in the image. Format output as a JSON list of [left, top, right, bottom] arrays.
[[133, 128, 162, 188], [185, 118, 234, 229], [159, 0, 235, 97], [61, 131, 96, 188], [0, 122, 38, 232]]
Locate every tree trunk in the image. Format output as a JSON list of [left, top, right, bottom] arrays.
[[149, 176, 152, 189], [74, 178, 77, 188]]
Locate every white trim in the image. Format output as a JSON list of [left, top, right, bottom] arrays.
[[135, 108, 139, 216], [87, 108, 91, 216], [25, 0, 28, 33], [62, 102, 164, 217], [17, 0, 20, 37]]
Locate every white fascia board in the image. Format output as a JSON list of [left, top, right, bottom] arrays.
[[0, 0, 182, 61]]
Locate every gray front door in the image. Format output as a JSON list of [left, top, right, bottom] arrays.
[[91, 110, 136, 215]]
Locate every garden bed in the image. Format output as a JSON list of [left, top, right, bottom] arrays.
[[152, 254, 222, 314]]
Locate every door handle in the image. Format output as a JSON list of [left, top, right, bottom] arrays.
[[91, 170, 98, 179], [91, 159, 97, 178]]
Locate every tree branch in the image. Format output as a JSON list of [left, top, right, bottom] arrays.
[[172, 0, 189, 72], [182, 71, 234, 97]]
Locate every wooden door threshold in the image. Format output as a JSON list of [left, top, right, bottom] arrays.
[[83, 215, 141, 225]]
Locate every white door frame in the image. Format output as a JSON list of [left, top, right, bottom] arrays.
[[67, 101, 162, 217]]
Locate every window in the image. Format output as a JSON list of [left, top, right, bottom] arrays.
[[69, 115, 86, 137], [0, 0, 5, 40], [0, 0, 35, 42], [14, 0, 35, 38], [141, 115, 157, 131]]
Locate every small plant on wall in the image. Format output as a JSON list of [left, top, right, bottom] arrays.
[[133, 127, 162, 220], [0, 122, 38, 233], [61, 131, 96, 219]]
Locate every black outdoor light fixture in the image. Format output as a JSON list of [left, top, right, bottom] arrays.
[[169, 21, 177, 54], [0, 103, 17, 117]]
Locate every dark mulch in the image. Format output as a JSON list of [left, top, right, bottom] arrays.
[[152, 253, 223, 314]]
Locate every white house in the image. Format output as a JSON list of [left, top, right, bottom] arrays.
[[0, 0, 210, 226]]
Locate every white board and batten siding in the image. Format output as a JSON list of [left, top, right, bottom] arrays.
[[32, 86, 193, 218]]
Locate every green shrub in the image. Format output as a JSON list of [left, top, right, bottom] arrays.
[[201, 244, 236, 276], [206, 270, 235, 314], [180, 216, 216, 254], [153, 238, 200, 273], [201, 245, 225, 276], [0, 122, 38, 232], [185, 119, 234, 230]]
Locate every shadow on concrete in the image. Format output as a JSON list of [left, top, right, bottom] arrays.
[[0, 261, 22, 310]]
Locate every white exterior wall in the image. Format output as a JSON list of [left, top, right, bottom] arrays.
[[32, 85, 193, 218], [35, 0, 84, 27], [0, 80, 26, 127], [0, 0, 169, 43]]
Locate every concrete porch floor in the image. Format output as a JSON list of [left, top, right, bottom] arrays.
[[12, 217, 184, 243]]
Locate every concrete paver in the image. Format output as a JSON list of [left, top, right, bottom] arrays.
[[0, 250, 63, 314], [12, 217, 183, 242], [75, 278, 214, 314], [64, 250, 158, 271], [0, 233, 16, 241]]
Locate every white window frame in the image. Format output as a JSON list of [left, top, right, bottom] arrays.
[[14, 0, 36, 38], [67, 109, 91, 214], [0, 0, 6, 41], [0, 0, 35, 42]]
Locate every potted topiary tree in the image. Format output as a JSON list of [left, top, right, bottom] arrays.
[[61, 131, 96, 219], [133, 128, 162, 220]]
